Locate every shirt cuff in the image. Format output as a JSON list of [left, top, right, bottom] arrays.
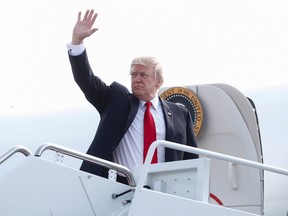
[[66, 43, 85, 56]]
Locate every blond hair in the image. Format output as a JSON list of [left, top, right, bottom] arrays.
[[130, 56, 164, 83]]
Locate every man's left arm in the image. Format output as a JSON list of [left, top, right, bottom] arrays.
[[183, 110, 199, 159]]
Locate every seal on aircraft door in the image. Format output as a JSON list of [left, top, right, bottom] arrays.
[[160, 87, 203, 136]]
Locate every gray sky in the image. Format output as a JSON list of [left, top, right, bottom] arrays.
[[1, 0, 288, 113]]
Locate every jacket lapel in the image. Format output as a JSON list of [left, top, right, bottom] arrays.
[[160, 98, 176, 161], [160, 98, 174, 140], [124, 94, 139, 133]]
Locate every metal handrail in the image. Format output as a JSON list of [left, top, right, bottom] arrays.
[[136, 140, 288, 191], [146, 140, 288, 176], [0, 145, 32, 165], [35, 143, 136, 187]]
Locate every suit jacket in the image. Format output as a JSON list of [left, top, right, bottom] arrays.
[[69, 50, 198, 177]]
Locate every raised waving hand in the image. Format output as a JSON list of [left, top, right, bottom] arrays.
[[72, 9, 98, 45]]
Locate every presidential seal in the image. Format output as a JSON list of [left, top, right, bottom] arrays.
[[160, 87, 203, 136]]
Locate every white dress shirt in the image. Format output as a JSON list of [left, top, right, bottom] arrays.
[[113, 97, 166, 173]]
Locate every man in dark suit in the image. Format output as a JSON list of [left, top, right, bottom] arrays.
[[67, 9, 198, 180]]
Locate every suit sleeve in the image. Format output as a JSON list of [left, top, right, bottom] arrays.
[[68, 50, 111, 114]]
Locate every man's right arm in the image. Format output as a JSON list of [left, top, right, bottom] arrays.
[[67, 9, 111, 112]]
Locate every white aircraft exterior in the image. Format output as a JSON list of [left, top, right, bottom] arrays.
[[0, 83, 287, 215]]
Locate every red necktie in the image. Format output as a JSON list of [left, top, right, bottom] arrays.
[[143, 101, 157, 163]]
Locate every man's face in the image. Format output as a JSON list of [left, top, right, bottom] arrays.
[[130, 64, 162, 101]]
